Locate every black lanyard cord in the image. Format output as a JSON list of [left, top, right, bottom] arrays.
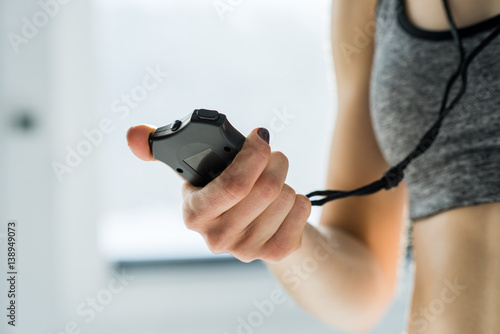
[[307, 1, 500, 206]]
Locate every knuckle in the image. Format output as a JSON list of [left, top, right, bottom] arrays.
[[254, 140, 272, 162], [206, 236, 226, 254], [295, 194, 312, 217], [231, 234, 257, 257], [224, 239, 258, 263], [227, 232, 263, 263], [223, 178, 250, 201], [218, 183, 242, 203], [278, 184, 296, 206], [217, 169, 251, 202], [265, 238, 295, 262], [205, 228, 227, 253], [182, 203, 199, 230], [241, 141, 270, 171], [205, 223, 239, 253], [182, 196, 211, 229], [272, 151, 289, 170], [215, 140, 272, 203], [257, 173, 283, 201], [264, 247, 289, 263]]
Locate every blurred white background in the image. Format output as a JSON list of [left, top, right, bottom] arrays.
[[0, 0, 413, 333]]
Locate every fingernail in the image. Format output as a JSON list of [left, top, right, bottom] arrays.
[[257, 128, 270, 144]]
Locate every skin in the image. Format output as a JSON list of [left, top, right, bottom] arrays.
[[127, 0, 500, 332], [400, 2, 500, 333]]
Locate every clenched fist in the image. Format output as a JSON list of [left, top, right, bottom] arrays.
[[127, 125, 311, 263]]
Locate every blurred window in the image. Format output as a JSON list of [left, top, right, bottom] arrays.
[[94, 0, 334, 263]]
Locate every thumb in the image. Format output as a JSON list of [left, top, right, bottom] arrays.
[[126, 125, 157, 161]]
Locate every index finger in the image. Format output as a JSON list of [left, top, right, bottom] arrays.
[[184, 128, 272, 220]]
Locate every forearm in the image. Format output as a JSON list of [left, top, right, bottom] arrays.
[[266, 222, 392, 332]]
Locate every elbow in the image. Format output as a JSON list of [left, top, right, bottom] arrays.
[[317, 262, 396, 333], [328, 285, 395, 333], [344, 295, 393, 333], [331, 291, 395, 333]]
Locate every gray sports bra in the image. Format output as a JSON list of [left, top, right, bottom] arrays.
[[370, 0, 500, 222]]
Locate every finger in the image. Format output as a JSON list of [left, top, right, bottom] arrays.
[[262, 195, 311, 262], [217, 151, 289, 235], [185, 128, 271, 220], [127, 125, 157, 161], [229, 184, 297, 260]]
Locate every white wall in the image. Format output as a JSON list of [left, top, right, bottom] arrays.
[[1, 0, 56, 332]]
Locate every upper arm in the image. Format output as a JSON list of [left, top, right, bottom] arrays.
[[320, 0, 408, 287]]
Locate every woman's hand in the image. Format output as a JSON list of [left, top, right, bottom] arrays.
[[127, 125, 311, 263]]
